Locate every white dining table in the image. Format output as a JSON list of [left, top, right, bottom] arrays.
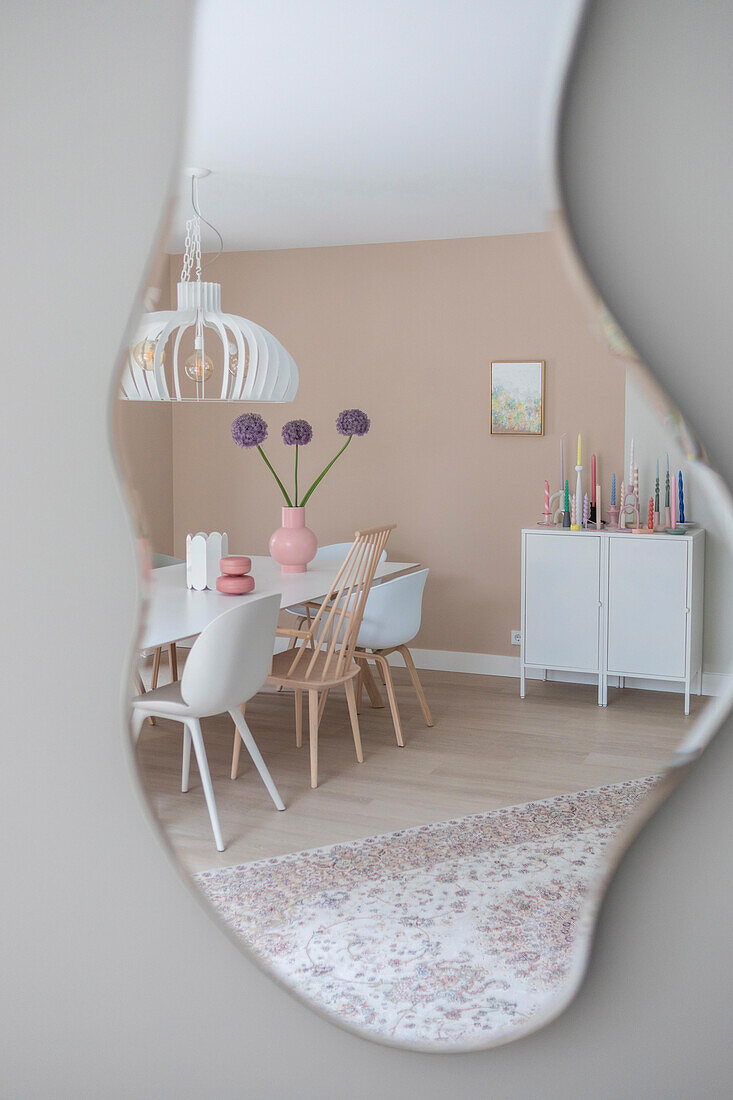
[[141, 557, 419, 651]]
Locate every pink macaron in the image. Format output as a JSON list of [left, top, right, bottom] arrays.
[[219, 555, 252, 576], [216, 574, 255, 595]]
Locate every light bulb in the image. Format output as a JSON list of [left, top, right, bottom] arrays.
[[227, 341, 239, 376], [132, 339, 164, 372], [184, 351, 214, 383]]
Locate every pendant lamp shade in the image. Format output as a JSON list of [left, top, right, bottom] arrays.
[[119, 172, 299, 402]]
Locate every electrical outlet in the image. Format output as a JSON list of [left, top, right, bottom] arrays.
[[511, 630, 522, 646]]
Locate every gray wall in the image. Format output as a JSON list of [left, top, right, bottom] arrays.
[[2, 1, 733, 1096]]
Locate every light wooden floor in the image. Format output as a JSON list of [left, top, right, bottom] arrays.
[[136, 665, 705, 876]]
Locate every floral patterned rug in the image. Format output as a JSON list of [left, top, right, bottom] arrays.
[[196, 777, 659, 1049]]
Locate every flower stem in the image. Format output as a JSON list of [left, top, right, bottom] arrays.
[[300, 436, 352, 506], [294, 444, 299, 507], [257, 445, 293, 507]]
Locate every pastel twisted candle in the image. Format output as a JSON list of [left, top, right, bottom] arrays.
[[571, 492, 577, 527], [611, 472, 616, 506], [544, 479, 550, 520], [655, 458, 660, 513], [583, 492, 589, 528], [665, 466, 670, 508], [671, 471, 677, 528], [620, 481, 626, 527], [565, 479, 570, 513], [648, 497, 654, 530], [679, 470, 685, 522], [633, 466, 639, 506]]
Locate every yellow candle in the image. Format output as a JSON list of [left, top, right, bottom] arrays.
[[577, 433, 581, 465]]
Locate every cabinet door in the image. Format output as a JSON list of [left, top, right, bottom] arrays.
[[523, 534, 601, 671], [607, 537, 688, 677]]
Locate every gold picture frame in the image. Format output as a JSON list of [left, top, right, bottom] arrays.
[[490, 360, 545, 435]]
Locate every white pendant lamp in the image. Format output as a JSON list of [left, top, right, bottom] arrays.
[[120, 169, 299, 402]]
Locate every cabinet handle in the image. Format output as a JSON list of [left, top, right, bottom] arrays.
[[684, 607, 690, 615]]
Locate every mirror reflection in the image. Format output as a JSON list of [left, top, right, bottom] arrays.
[[114, 0, 731, 1051]]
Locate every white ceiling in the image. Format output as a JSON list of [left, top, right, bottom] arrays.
[[172, 0, 582, 252]]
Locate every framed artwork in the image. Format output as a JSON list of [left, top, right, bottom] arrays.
[[490, 360, 545, 435]]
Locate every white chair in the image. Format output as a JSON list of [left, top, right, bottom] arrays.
[[131, 593, 285, 851], [139, 555, 185, 723], [353, 568, 433, 746]]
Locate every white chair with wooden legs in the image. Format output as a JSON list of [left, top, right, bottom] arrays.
[[353, 568, 433, 747], [131, 593, 284, 852], [230, 524, 395, 789]]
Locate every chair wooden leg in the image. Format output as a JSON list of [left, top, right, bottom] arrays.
[[147, 647, 161, 725], [355, 669, 363, 714], [359, 659, 385, 708], [151, 646, 161, 689], [374, 651, 387, 685], [344, 678, 363, 763], [308, 690, 320, 788], [295, 689, 303, 748], [317, 688, 330, 724], [187, 718, 225, 852], [373, 654, 404, 747], [230, 703, 244, 779], [398, 645, 434, 726], [168, 642, 178, 681]]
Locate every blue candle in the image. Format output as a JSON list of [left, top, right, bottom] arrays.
[[678, 470, 685, 522], [611, 472, 616, 505]]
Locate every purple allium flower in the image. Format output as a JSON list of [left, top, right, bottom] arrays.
[[281, 419, 313, 446], [231, 412, 268, 448], [336, 408, 370, 437]]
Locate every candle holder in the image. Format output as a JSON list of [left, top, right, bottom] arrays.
[[607, 504, 619, 529], [653, 510, 661, 530], [548, 489, 564, 525], [574, 463, 583, 531], [623, 493, 639, 529]]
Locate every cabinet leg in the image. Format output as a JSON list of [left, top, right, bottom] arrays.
[[685, 682, 691, 716], [520, 666, 526, 699]]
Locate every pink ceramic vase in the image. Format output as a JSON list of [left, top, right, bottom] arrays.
[[269, 507, 318, 574]]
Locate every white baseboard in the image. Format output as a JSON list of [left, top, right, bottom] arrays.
[[385, 647, 732, 699]]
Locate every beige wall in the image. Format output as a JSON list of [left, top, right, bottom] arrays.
[[167, 230, 625, 656]]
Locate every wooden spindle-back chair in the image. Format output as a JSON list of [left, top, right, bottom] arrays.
[[230, 524, 395, 788]]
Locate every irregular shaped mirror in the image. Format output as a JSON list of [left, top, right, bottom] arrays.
[[113, 0, 733, 1051]]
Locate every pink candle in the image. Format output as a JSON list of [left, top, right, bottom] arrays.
[[544, 479, 550, 516], [591, 455, 597, 501]]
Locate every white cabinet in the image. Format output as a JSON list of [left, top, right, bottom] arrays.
[[520, 528, 704, 712]]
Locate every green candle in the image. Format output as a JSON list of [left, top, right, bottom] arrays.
[[564, 479, 570, 512]]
